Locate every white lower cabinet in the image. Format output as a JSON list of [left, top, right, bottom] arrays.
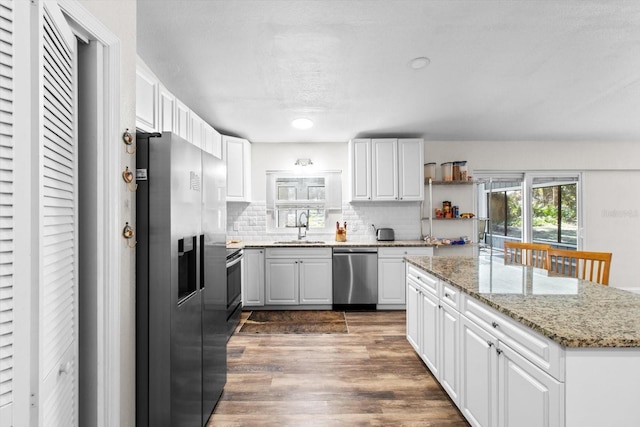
[[420, 287, 439, 377], [242, 249, 264, 306], [299, 258, 333, 304], [265, 248, 332, 306], [406, 265, 459, 404], [460, 314, 498, 427], [497, 342, 563, 427], [408, 264, 565, 427], [265, 258, 298, 305], [439, 301, 460, 403], [459, 308, 563, 427], [378, 247, 433, 306]]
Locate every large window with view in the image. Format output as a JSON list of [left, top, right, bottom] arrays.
[[477, 173, 580, 251], [531, 177, 577, 247]]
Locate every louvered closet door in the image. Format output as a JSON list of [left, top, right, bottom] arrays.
[[38, 2, 78, 426], [0, 0, 14, 425]]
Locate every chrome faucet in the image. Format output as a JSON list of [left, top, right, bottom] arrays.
[[297, 212, 308, 240]]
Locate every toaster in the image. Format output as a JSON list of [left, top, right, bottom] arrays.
[[376, 228, 395, 241]]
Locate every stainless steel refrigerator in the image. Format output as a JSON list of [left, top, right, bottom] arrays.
[[136, 132, 227, 427]]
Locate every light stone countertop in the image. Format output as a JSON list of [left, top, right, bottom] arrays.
[[405, 255, 640, 348], [227, 240, 439, 250]]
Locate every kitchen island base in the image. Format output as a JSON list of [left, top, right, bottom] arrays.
[[406, 257, 640, 427]]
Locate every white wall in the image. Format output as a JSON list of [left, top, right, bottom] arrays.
[[425, 140, 640, 290], [424, 140, 640, 172], [75, 1, 137, 426]]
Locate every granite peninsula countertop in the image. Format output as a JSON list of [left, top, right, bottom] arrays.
[[405, 255, 640, 348], [227, 240, 437, 249]]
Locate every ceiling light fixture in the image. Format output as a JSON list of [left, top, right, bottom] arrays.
[[291, 118, 313, 130], [410, 56, 431, 70], [294, 158, 313, 167]]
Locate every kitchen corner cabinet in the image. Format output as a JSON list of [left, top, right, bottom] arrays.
[[349, 138, 424, 201], [223, 135, 251, 202], [378, 247, 433, 307], [242, 249, 265, 307], [265, 248, 332, 306], [204, 125, 222, 159]]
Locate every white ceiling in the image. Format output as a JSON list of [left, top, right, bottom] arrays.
[[136, 0, 640, 143]]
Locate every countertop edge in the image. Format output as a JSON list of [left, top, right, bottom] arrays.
[[405, 257, 640, 349], [229, 240, 439, 249]]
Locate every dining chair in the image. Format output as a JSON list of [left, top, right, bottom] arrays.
[[504, 241, 551, 269], [546, 248, 612, 285]]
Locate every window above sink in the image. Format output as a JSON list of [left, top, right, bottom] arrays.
[[266, 170, 342, 234]]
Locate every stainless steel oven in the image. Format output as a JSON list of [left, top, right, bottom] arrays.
[[226, 248, 243, 338]]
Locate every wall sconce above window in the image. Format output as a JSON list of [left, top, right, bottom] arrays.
[[294, 158, 313, 166]]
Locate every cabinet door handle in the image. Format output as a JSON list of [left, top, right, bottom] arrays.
[[487, 341, 493, 348], [445, 293, 451, 298], [492, 321, 499, 328], [496, 348, 503, 355]]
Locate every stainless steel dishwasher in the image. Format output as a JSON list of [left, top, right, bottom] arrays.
[[332, 247, 378, 310]]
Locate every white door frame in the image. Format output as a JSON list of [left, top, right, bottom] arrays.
[[56, 1, 122, 425]]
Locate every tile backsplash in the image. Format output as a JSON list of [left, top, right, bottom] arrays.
[[227, 201, 424, 242]]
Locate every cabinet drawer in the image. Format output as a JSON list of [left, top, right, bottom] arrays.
[[379, 246, 433, 258], [439, 281, 460, 310], [462, 294, 564, 380], [266, 247, 332, 259], [407, 265, 438, 296]]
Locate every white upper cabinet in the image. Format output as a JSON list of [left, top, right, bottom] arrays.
[[135, 65, 159, 132], [204, 124, 222, 159], [398, 138, 424, 200], [372, 138, 398, 200], [349, 138, 424, 201], [175, 99, 190, 141], [159, 85, 176, 132], [136, 59, 225, 159], [350, 138, 372, 200], [190, 111, 204, 149], [223, 135, 251, 202]]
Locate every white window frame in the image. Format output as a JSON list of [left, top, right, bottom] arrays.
[[475, 171, 583, 251]]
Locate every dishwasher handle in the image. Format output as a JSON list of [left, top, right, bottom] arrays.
[[333, 247, 378, 254]]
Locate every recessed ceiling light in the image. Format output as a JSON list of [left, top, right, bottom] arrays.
[[410, 57, 431, 70], [291, 118, 313, 130]]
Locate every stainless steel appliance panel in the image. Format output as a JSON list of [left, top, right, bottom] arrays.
[[225, 249, 243, 339], [201, 151, 227, 422], [137, 132, 205, 427], [332, 248, 378, 308]]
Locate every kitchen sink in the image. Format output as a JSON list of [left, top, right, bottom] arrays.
[[273, 240, 326, 245]]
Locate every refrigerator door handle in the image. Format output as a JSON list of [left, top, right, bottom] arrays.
[[200, 234, 205, 289]]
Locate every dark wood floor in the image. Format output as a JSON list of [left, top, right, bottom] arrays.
[[207, 310, 469, 426]]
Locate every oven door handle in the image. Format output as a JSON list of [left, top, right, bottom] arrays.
[[226, 254, 243, 269]]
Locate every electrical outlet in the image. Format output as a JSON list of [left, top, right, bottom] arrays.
[[233, 222, 239, 231]]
